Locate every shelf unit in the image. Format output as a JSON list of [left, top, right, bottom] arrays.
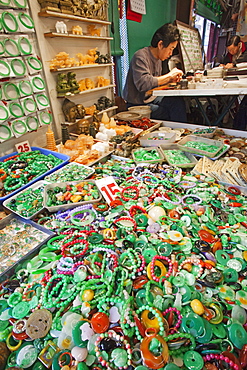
[[29, 2, 116, 141]]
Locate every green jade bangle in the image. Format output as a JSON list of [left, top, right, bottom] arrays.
[[36, 94, 49, 107], [9, 102, 24, 118], [39, 111, 52, 125], [32, 76, 45, 91], [27, 56, 42, 72], [0, 124, 12, 141], [0, 105, 9, 122], [1, 12, 19, 33], [4, 38, 20, 57], [11, 58, 27, 77], [0, 41, 4, 56], [18, 12, 34, 30], [19, 80, 33, 96], [3, 83, 20, 101], [26, 116, 39, 131], [12, 120, 28, 136], [0, 60, 11, 77], [70, 209, 96, 226], [18, 36, 32, 55], [23, 98, 37, 113], [13, 0, 27, 8]]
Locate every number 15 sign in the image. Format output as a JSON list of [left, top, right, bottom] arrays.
[[95, 176, 121, 204]]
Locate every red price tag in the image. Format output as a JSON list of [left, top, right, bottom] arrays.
[[15, 140, 31, 153], [96, 176, 121, 204]]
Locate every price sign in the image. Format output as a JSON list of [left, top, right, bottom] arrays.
[[15, 140, 31, 153], [96, 176, 121, 204]]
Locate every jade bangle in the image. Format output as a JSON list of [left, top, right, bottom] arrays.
[[10, 58, 27, 77], [26, 116, 39, 131], [27, 56, 42, 71], [18, 36, 32, 55], [12, 0, 27, 7], [18, 12, 34, 30], [12, 120, 28, 135], [70, 209, 96, 226], [19, 80, 33, 96], [0, 0, 11, 5], [36, 94, 49, 107], [0, 124, 12, 141], [1, 12, 19, 33], [39, 111, 52, 125], [4, 38, 20, 57], [0, 105, 9, 122], [23, 98, 37, 113], [32, 76, 45, 91], [3, 83, 20, 100], [0, 60, 11, 77], [0, 40, 5, 56], [9, 102, 24, 118]]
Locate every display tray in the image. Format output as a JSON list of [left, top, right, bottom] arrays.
[[0, 214, 54, 281], [43, 180, 102, 213], [132, 146, 164, 164], [3, 181, 46, 220], [140, 131, 176, 147], [160, 144, 198, 168], [44, 162, 95, 183], [196, 144, 230, 161], [87, 150, 114, 166], [0, 147, 70, 202], [177, 135, 223, 157], [192, 126, 217, 138]]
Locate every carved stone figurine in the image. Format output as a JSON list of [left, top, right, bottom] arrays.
[[62, 98, 77, 123], [76, 104, 86, 119], [77, 119, 89, 135], [56, 73, 70, 97], [67, 71, 80, 94], [55, 21, 67, 34]]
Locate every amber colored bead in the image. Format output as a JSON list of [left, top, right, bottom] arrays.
[[81, 289, 94, 302], [239, 344, 247, 368], [91, 312, 109, 333]]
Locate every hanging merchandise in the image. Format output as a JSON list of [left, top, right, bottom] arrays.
[[0, 124, 12, 141], [3, 82, 20, 100], [8, 101, 24, 118], [18, 36, 32, 55], [0, 105, 9, 122], [38, 110, 53, 126], [12, 0, 28, 8], [0, 60, 11, 77], [130, 0, 146, 15], [3, 38, 20, 57], [26, 115, 39, 131], [11, 119, 28, 137], [17, 12, 35, 32], [1, 11, 19, 33], [126, 0, 142, 22], [19, 79, 33, 97], [10, 57, 27, 77]]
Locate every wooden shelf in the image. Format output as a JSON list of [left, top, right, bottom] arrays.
[[57, 84, 115, 98], [38, 10, 111, 25], [44, 32, 113, 40], [52, 63, 114, 73], [67, 106, 118, 125]]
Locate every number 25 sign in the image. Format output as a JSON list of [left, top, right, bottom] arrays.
[[95, 176, 121, 204]]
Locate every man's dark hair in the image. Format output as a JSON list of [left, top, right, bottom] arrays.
[[151, 23, 180, 48], [227, 35, 241, 47]]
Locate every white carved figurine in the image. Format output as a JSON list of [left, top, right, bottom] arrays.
[[55, 21, 68, 34]]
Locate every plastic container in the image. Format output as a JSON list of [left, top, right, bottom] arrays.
[[0, 147, 70, 202], [0, 214, 54, 280], [177, 135, 223, 157], [192, 126, 217, 139], [160, 144, 198, 168], [3, 181, 46, 219], [132, 147, 164, 164], [140, 131, 176, 147], [128, 105, 152, 119], [44, 163, 95, 183], [43, 180, 102, 213]]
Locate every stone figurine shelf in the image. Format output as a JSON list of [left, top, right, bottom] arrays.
[[44, 32, 113, 40], [66, 105, 119, 126], [38, 11, 111, 25], [51, 63, 114, 73], [57, 84, 115, 98]]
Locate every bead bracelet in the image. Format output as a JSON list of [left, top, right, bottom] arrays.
[[150, 256, 173, 282], [203, 354, 239, 370]]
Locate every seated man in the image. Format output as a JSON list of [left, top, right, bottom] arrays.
[[123, 23, 187, 123], [221, 35, 247, 130]]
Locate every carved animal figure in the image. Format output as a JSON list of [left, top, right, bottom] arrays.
[[87, 24, 101, 36], [55, 21, 67, 34], [72, 25, 83, 35]]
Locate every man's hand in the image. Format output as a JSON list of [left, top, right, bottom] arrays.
[[168, 68, 183, 82], [224, 63, 234, 69]]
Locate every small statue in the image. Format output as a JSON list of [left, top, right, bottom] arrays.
[[76, 104, 85, 119], [56, 73, 70, 97], [71, 25, 83, 35], [61, 123, 70, 144], [89, 120, 96, 138], [71, 0, 82, 15], [96, 96, 112, 110], [95, 53, 111, 64], [87, 24, 101, 36], [55, 21, 68, 34], [92, 111, 100, 131], [81, 0, 91, 17], [77, 119, 89, 135], [67, 72, 80, 94], [62, 98, 77, 123]]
